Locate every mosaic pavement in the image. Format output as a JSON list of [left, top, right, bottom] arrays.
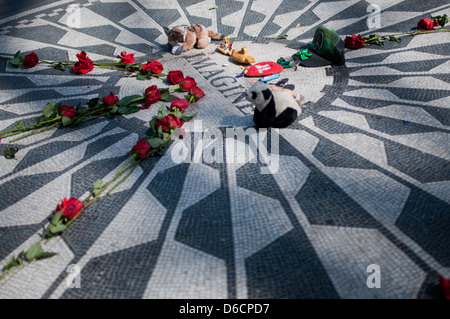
[[0, 0, 449, 299]]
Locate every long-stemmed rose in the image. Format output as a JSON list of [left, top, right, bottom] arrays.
[[0, 50, 167, 79], [0, 76, 196, 143], [346, 22, 450, 49], [0, 79, 202, 281], [0, 91, 145, 143]]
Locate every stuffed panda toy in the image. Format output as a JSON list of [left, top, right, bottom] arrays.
[[245, 81, 302, 128]]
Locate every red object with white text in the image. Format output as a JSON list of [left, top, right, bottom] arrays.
[[245, 61, 283, 77]]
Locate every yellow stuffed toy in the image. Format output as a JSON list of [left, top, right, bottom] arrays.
[[231, 47, 255, 64]]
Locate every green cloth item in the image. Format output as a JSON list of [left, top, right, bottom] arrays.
[[277, 58, 295, 68], [295, 49, 312, 60]]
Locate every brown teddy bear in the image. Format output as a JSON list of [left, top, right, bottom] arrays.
[[164, 24, 223, 55]]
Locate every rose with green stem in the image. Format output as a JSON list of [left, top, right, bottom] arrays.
[[0, 50, 167, 76], [363, 28, 450, 46], [0, 152, 142, 281], [0, 93, 150, 144], [0, 87, 202, 281]]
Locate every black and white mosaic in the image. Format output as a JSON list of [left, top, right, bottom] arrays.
[[0, 0, 449, 299]]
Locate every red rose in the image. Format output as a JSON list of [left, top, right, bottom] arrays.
[[188, 86, 205, 102], [169, 98, 189, 111], [75, 51, 90, 63], [417, 18, 438, 30], [140, 63, 149, 74], [179, 76, 197, 92], [73, 61, 94, 74], [58, 105, 77, 118], [440, 276, 450, 299], [167, 70, 184, 84], [103, 92, 119, 106], [142, 85, 161, 109], [144, 85, 158, 96], [156, 114, 184, 131], [73, 51, 94, 74], [55, 197, 84, 220], [148, 60, 163, 74], [132, 140, 151, 159], [120, 51, 135, 64], [344, 34, 367, 49], [22, 52, 39, 69]]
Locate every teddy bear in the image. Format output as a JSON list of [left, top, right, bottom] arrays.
[[164, 24, 223, 55]]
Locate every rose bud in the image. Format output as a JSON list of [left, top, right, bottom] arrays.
[[167, 70, 184, 85], [156, 114, 184, 131], [169, 98, 189, 111], [148, 60, 163, 74], [132, 140, 151, 159], [55, 197, 84, 220], [141, 85, 161, 109], [75, 51, 90, 63], [179, 76, 197, 92], [344, 34, 366, 49], [103, 92, 119, 106], [22, 52, 39, 69], [72, 51, 94, 74], [120, 51, 135, 64], [58, 105, 77, 118], [417, 18, 436, 30], [188, 86, 205, 102]]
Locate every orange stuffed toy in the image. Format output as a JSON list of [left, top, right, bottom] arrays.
[[164, 24, 223, 55], [231, 47, 255, 64]]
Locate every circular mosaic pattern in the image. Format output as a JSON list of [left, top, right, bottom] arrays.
[[0, 0, 449, 299]]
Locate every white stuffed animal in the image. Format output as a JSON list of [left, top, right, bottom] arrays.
[[245, 81, 302, 128]]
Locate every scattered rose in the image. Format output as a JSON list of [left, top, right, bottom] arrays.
[[156, 114, 184, 131], [344, 34, 367, 49], [103, 92, 119, 106], [55, 197, 84, 220], [144, 85, 158, 96], [179, 76, 197, 92], [169, 98, 189, 111], [142, 85, 161, 108], [132, 140, 151, 159], [75, 51, 90, 63], [142, 60, 163, 74], [167, 70, 184, 84], [418, 18, 439, 30], [120, 51, 135, 64], [22, 52, 39, 69], [188, 86, 205, 102], [58, 105, 77, 118], [73, 51, 94, 74]]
